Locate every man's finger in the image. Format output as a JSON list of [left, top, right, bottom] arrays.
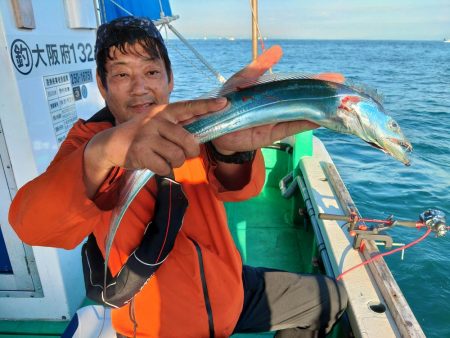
[[162, 97, 228, 124], [152, 137, 187, 169], [142, 151, 173, 176], [158, 121, 200, 158]]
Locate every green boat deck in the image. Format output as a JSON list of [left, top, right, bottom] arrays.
[[0, 147, 341, 338], [227, 147, 316, 275], [228, 147, 319, 337]]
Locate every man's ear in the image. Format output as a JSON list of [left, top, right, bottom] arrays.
[[96, 72, 107, 99]]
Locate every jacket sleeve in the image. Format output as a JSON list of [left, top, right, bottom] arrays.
[[8, 120, 112, 249], [202, 146, 266, 202]]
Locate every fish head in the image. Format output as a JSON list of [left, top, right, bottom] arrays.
[[336, 95, 412, 165]]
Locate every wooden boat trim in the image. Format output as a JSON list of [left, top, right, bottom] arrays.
[[323, 161, 425, 338], [296, 137, 424, 338]]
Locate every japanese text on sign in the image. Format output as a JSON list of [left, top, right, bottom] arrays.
[[43, 73, 78, 145], [11, 39, 95, 75]]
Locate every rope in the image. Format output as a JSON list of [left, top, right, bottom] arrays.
[[108, 0, 133, 16], [337, 228, 432, 280], [167, 39, 219, 85], [249, 0, 266, 52], [167, 23, 226, 83], [162, 23, 219, 85], [157, 0, 165, 18]]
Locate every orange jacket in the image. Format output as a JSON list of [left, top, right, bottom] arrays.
[[9, 117, 265, 337]]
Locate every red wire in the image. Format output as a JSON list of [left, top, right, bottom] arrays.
[[155, 181, 172, 264], [336, 228, 432, 281]]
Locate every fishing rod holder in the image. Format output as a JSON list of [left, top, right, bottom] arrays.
[[318, 209, 447, 250], [352, 231, 393, 250]]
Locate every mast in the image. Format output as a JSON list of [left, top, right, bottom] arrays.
[[251, 0, 258, 60]]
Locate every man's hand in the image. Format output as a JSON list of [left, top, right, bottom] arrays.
[[117, 98, 227, 173], [212, 45, 344, 154], [83, 98, 227, 197]]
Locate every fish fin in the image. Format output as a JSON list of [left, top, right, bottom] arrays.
[[198, 87, 223, 99], [344, 79, 384, 105], [200, 73, 385, 105], [199, 73, 326, 98]]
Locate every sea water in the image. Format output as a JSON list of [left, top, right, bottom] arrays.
[[168, 39, 450, 338]]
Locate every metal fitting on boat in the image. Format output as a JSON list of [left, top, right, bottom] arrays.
[[420, 209, 447, 237]]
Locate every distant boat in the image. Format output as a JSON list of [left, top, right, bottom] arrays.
[[444, 38, 450, 43]]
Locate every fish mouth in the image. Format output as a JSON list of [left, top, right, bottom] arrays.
[[388, 138, 413, 152], [366, 138, 413, 166], [387, 138, 413, 166]]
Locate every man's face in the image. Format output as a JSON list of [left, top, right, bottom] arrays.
[[97, 42, 173, 124]]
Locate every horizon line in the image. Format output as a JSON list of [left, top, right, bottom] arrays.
[[165, 37, 447, 42]]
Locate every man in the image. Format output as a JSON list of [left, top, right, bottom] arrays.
[[9, 16, 347, 337]]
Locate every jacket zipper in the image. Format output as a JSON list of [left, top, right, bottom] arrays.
[[190, 238, 215, 338]]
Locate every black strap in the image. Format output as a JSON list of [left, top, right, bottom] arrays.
[[206, 142, 255, 164], [81, 175, 188, 308]]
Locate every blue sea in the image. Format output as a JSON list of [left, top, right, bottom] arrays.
[[168, 39, 450, 337]]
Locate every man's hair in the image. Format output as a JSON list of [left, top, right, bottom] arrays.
[[95, 17, 172, 88]]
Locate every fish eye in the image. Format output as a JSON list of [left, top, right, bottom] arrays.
[[389, 120, 399, 130]]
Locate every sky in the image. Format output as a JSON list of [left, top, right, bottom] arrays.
[[169, 0, 450, 40]]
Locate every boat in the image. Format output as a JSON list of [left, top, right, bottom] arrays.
[[444, 38, 450, 43], [0, 0, 426, 337]]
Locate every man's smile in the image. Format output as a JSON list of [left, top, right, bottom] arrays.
[[128, 101, 155, 113]]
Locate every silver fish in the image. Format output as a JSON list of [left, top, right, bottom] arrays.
[[103, 73, 412, 283]]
